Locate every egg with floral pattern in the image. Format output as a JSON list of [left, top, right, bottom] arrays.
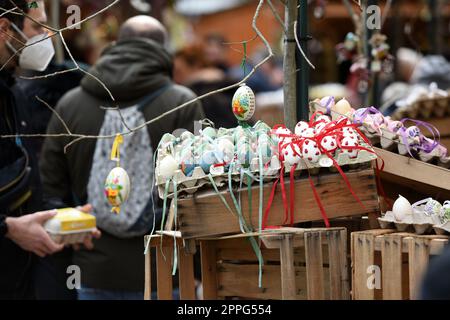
[[232, 85, 256, 121], [104, 167, 131, 211]]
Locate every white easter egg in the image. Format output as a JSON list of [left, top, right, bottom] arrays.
[[315, 122, 327, 133], [104, 167, 131, 208], [334, 98, 353, 115], [316, 115, 332, 124], [295, 121, 310, 136], [393, 195, 413, 221], [159, 155, 179, 179], [302, 140, 321, 163], [282, 143, 302, 166]]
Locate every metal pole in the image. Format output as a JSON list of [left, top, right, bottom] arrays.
[[284, 0, 298, 131], [296, 0, 309, 121], [51, 0, 64, 63]]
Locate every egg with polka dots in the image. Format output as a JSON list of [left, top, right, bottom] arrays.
[[301, 139, 321, 163]]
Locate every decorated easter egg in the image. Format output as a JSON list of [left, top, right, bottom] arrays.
[[302, 139, 321, 163], [320, 96, 335, 110], [295, 121, 310, 136], [442, 201, 450, 221], [320, 136, 338, 153], [159, 155, 179, 179], [180, 131, 194, 141], [340, 136, 358, 158], [283, 143, 302, 166], [393, 195, 413, 221], [104, 167, 130, 213], [274, 126, 293, 143], [217, 139, 235, 162], [232, 84, 256, 121], [423, 199, 442, 216], [160, 133, 176, 144], [317, 115, 332, 124], [202, 127, 217, 139], [406, 126, 421, 139], [387, 120, 403, 133], [199, 151, 217, 173], [334, 98, 353, 115]]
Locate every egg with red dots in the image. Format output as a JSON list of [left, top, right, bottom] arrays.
[[301, 140, 321, 163], [282, 143, 302, 166], [340, 137, 359, 158], [320, 136, 338, 153], [295, 121, 309, 136]]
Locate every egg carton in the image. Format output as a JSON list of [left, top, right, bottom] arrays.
[[47, 230, 95, 245], [378, 211, 443, 235], [434, 221, 450, 235], [156, 144, 376, 199], [358, 125, 450, 169], [391, 94, 450, 121]]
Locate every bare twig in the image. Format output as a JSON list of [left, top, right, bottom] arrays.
[[293, 21, 316, 69], [267, 0, 286, 34], [35, 96, 71, 135], [1, 0, 275, 153]]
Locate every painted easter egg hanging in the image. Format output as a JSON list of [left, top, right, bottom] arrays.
[[232, 84, 255, 122], [104, 134, 130, 214]]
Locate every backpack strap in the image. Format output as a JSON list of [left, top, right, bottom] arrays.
[[137, 84, 173, 112]]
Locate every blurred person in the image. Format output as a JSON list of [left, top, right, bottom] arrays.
[[203, 33, 229, 73], [420, 244, 450, 299], [40, 15, 204, 300], [229, 48, 284, 93], [174, 43, 237, 128], [9, 0, 90, 300], [14, 0, 85, 158], [381, 48, 450, 115], [0, 0, 98, 300]]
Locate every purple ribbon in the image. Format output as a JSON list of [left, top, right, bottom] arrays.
[[399, 118, 441, 155], [320, 96, 335, 115]]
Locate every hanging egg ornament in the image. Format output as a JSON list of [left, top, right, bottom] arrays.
[[232, 84, 256, 122], [105, 167, 130, 214], [104, 134, 131, 214]]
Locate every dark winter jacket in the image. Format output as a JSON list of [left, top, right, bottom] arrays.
[[0, 71, 42, 299], [39, 38, 204, 292]]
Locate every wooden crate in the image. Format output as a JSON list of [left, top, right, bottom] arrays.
[[200, 227, 350, 300], [351, 229, 449, 300], [176, 168, 380, 239], [143, 234, 198, 300]]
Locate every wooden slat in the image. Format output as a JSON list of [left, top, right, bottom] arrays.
[[178, 250, 196, 300], [200, 241, 218, 300], [375, 147, 450, 191], [327, 230, 345, 300], [305, 231, 325, 300], [156, 246, 174, 300], [339, 229, 350, 300], [279, 235, 296, 300], [408, 238, 431, 300], [177, 169, 379, 239], [351, 229, 395, 299], [380, 234, 404, 300]]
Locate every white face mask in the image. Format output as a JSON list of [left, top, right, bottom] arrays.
[[6, 23, 55, 72]]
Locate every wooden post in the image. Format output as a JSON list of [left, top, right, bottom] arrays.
[[51, 0, 64, 63], [296, 0, 310, 121], [200, 241, 218, 300], [283, 0, 298, 131], [156, 245, 174, 300]]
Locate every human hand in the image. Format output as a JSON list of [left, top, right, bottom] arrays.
[[73, 204, 101, 251], [5, 210, 64, 257]]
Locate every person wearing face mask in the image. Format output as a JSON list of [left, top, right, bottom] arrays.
[[13, 0, 84, 158], [0, 0, 98, 300], [0, 0, 63, 300]]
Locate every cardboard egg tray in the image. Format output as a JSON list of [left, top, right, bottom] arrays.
[[359, 125, 450, 169], [156, 143, 377, 199], [378, 211, 449, 235], [391, 93, 450, 121]]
